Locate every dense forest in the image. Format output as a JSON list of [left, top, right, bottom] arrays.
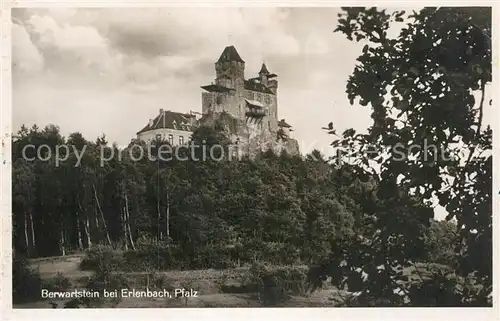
[[12, 7, 492, 307], [12, 122, 382, 266]]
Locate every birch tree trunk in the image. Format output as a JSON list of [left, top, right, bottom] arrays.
[[93, 184, 112, 246], [84, 217, 92, 249], [24, 212, 30, 257], [29, 212, 36, 252], [156, 170, 162, 242], [76, 212, 84, 251], [124, 192, 136, 251], [121, 206, 128, 251], [166, 191, 170, 242], [60, 229, 66, 256], [78, 197, 92, 249], [94, 207, 100, 228]]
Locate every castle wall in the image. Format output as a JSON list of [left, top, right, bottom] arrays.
[[215, 61, 245, 83], [202, 92, 216, 114], [199, 113, 299, 158]]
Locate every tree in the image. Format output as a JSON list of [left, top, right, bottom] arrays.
[[310, 7, 492, 306]]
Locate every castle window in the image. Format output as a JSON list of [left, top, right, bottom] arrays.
[[256, 93, 262, 102], [179, 136, 184, 145], [265, 96, 270, 104], [168, 134, 173, 145], [172, 120, 177, 129]]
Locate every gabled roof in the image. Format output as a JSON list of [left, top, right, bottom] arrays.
[[278, 119, 292, 128], [137, 110, 198, 134], [217, 45, 245, 63]]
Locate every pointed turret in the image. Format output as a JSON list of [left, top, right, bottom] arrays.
[[214, 45, 245, 88], [259, 62, 270, 86], [259, 63, 270, 75], [217, 45, 245, 63]]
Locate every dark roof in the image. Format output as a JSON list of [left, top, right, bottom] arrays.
[[217, 45, 245, 63], [137, 110, 198, 134], [244, 79, 274, 94], [278, 119, 292, 128], [245, 99, 264, 109], [201, 84, 235, 93], [259, 63, 270, 75]]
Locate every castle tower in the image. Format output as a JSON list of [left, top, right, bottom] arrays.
[[215, 45, 245, 89], [201, 46, 246, 118], [259, 63, 270, 87]]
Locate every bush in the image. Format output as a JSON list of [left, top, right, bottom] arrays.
[[79, 245, 124, 272], [43, 272, 72, 292], [152, 274, 175, 291], [246, 263, 308, 306], [189, 244, 235, 269], [83, 269, 129, 308], [12, 255, 43, 303], [123, 239, 178, 271]]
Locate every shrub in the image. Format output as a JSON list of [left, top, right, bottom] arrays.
[[190, 245, 235, 269], [12, 254, 43, 303], [217, 273, 258, 294], [79, 245, 124, 272], [152, 274, 175, 291], [43, 272, 72, 292], [246, 263, 308, 306], [123, 239, 178, 271], [83, 269, 129, 308]]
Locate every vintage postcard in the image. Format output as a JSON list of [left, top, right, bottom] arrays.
[[1, 2, 497, 320]]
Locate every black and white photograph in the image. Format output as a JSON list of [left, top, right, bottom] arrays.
[[5, 4, 495, 314]]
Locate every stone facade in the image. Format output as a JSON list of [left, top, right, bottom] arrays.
[[137, 45, 299, 156], [199, 112, 299, 157]]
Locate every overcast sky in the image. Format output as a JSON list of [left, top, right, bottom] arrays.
[[12, 7, 494, 220], [12, 7, 384, 154]]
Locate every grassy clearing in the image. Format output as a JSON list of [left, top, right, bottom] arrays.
[[17, 254, 340, 308]]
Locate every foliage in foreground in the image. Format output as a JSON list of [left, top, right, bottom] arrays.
[[12, 256, 72, 304], [308, 7, 492, 306]]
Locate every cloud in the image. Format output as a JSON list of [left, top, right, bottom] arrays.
[[21, 13, 121, 76], [12, 8, 305, 90], [11, 7, 368, 150], [12, 22, 44, 72]]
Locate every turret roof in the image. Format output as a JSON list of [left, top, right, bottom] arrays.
[[278, 119, 292, 128], [259, 63, 270, 75], [217, 45, 245, 63]]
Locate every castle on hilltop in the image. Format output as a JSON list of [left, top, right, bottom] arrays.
[[137, 46, 299, 156]]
